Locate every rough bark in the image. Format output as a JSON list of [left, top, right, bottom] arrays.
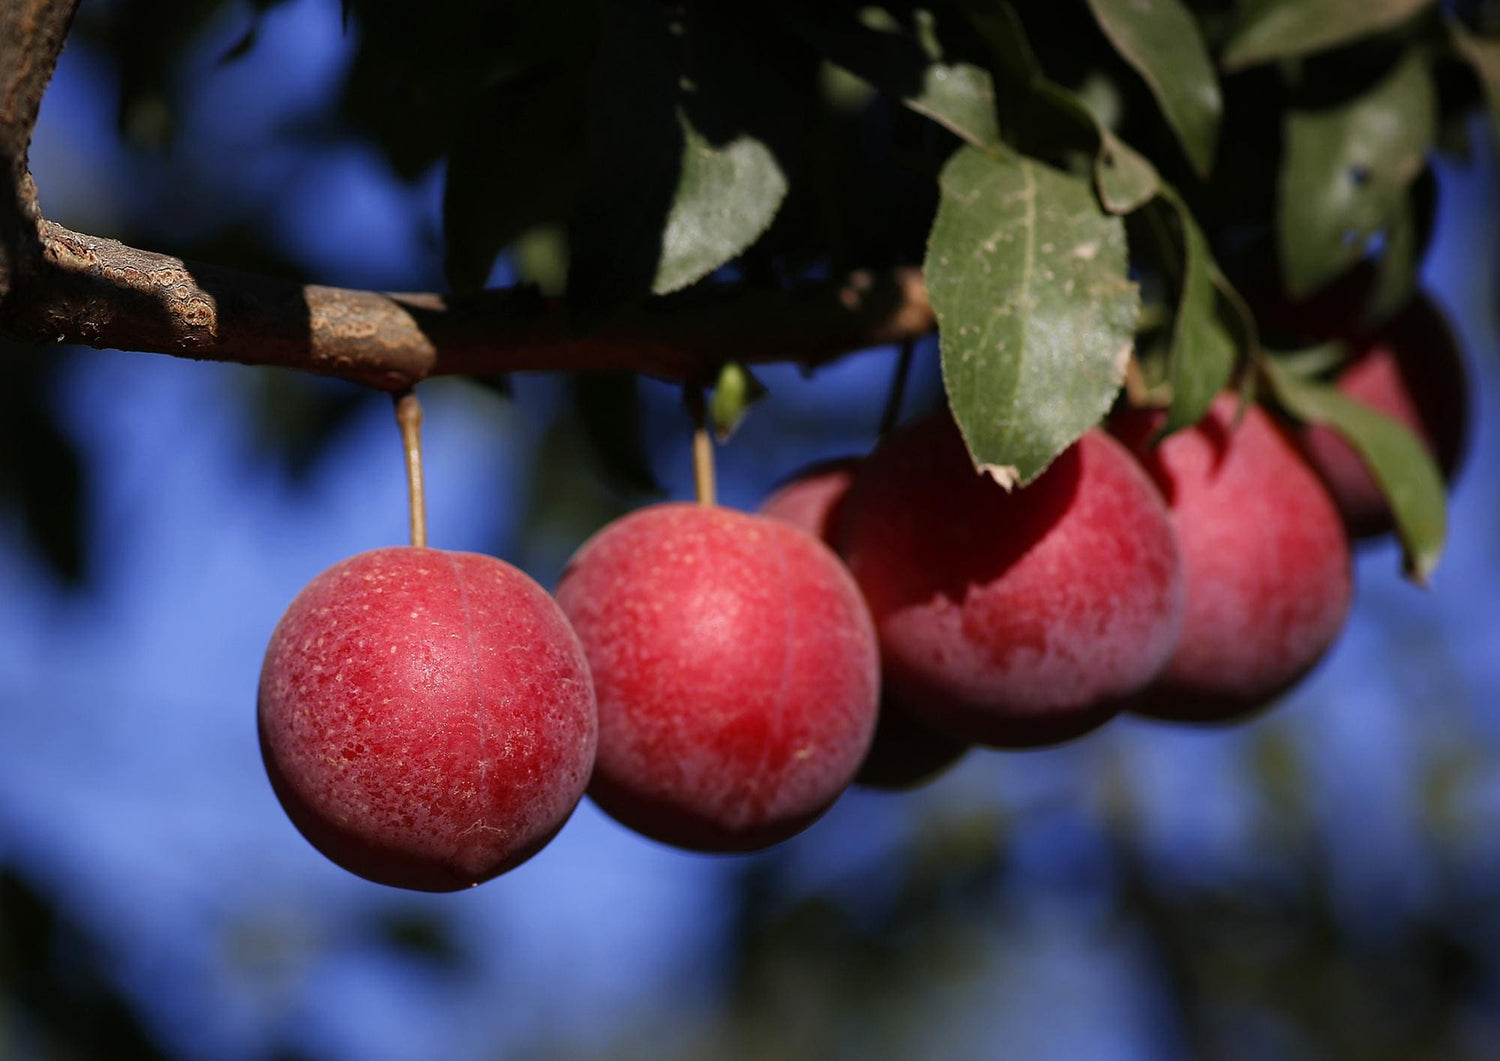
[[2, 221, 933, 389], [1, 0, 80, 298]]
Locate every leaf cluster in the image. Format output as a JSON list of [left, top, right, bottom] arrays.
[[66, 0, 1500, 579], [336, 0, 1486, 573]]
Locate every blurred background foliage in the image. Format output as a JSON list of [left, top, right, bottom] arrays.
[[2, 1, 1499, 1059]]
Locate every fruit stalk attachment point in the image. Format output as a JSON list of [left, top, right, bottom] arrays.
[[394, 390, 427, 548]]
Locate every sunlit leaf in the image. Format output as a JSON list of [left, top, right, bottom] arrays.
[[926, 146, 1137, 486], [653, 118, 787, 295], [568, 3, 792, 322]]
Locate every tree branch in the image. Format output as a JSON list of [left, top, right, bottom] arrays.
[[0, 0, 935, 387], [0, 0, 79, 297], [2, 221, 934, 389]]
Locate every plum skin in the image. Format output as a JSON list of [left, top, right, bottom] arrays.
[[1299, 295, 1469, 538], [1112, 394, 1353, 722], [761, 457, 970, 789], [554, 502, 880, 852], [759, 458, 862, 545], [258, 546, 597, 891], [838, 415, 1185, 747]]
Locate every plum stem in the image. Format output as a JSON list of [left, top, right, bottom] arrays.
[[395, 391, 428, 548], [685, 385, 716, 507], [878, 338, 916, 442], [1123, 356, 1157, 408]]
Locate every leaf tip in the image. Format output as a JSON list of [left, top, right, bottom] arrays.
[[979, 463, 1021, 490], [1403, 549, 1438, 588]]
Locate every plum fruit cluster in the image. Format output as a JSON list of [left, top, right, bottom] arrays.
[[256, 304, 1463, 890]]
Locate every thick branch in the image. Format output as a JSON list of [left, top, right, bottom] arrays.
[[0, 221, 934, 389], [0, 2, 933, 384], [0, 0, 76, 158], [0, 0, 78, 293]]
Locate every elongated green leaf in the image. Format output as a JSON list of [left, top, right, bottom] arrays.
[[1366, 185, 1418, 324], [654, 117, 788, 295], [926, 147, 1138, 486], [1157, 190, 1237, 432], [1450, 19, 1500, 136], [1365, 167, 1436, 326], [1222, 0, 1435, 71], [1262, 357, 1445, 582], [1270, 341, 1350, 377], [1277, 51, 1435, 297], [965, 0, 1160, 211], [1085, 0, 1221, 175]]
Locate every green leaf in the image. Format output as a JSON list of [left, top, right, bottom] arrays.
[[1222, 0, 1436, 71], [901, 62, 1003, 150], [926, 147, 1138, 486], [1095, 130, 1160, 214], [708, 362, 768, 441], [1269, 341, 1350, 377], [513, 225, 569, 297], [1262, 357, 1445, 582], [1084, 0, 1222, 175], [963, 1, 1160, 212], [1365, 182, 1418, 324], [785, 6, 1001, 150], [568, 3, 791, 323], [1450, 19, 1500, 137], [1155, 190, 1238, 432], [653, 118, 788, 295], [960, 0, 1039, 76], [1277, 51, 1435, 297]]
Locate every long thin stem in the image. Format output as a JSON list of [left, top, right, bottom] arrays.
[[878, 338, 917, 441], [394, 391, 427, 548], [1123, 356, 1153, 408], [685, 385, 716, 507]]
